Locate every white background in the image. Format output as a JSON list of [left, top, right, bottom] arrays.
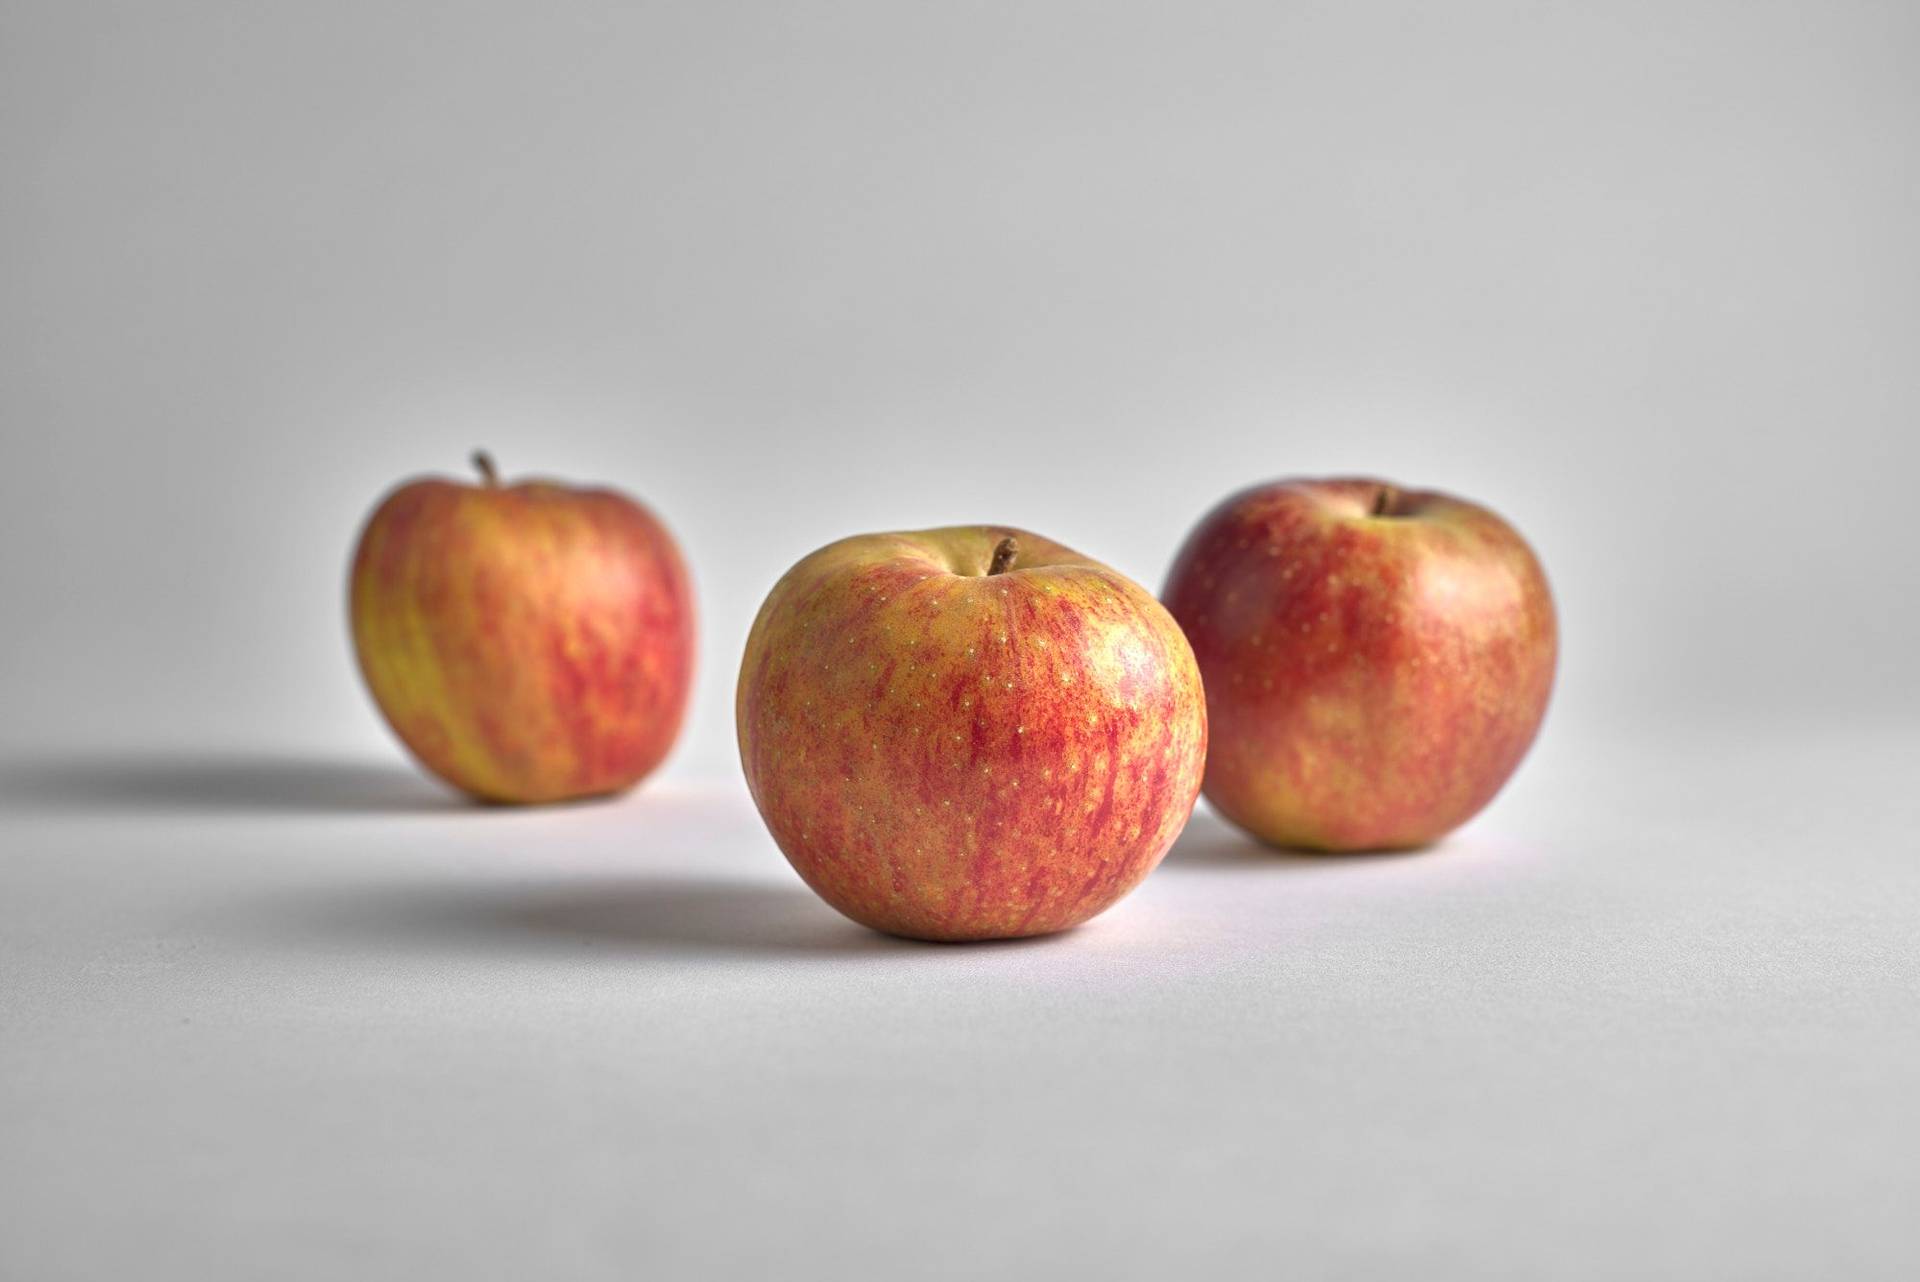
[[3, 3, 1917, 1278]]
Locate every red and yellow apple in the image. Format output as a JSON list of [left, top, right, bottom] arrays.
[[1163, 478, 1555, 851], [350, 452, 694, 803], [738, 526, 1206, 941]]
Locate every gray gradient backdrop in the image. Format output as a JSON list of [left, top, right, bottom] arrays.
[[4, 3, 1918, 1279], [5, 0, 1915, 769]]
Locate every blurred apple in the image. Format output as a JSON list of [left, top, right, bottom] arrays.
[[739, 526, 1206, 941], [1164, 478, 1555, 850], [350, 452, 694, 803]]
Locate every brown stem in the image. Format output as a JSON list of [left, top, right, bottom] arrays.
[[472, 450, 499, 488], [1371, 485, 1397, 517], [987, 535, 1018, 576]]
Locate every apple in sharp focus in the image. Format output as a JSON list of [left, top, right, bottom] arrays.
[[738, 526, 1207, 941], [350, 452, 694, 803], [1163, 478, 1555, 851]]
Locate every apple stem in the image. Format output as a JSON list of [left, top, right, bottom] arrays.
[[473, 451, 499, 488], [1372, 485, 1397, 517], [987, 536, 1019, 576]]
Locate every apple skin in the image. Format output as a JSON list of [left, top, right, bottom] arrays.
[[350, 456, 694, 804], [1163, 478, 1555, 851], [737, 526, 1207, 942]]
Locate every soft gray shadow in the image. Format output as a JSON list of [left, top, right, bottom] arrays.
[[0, 752, 459, 817], [248, 875, 932, 959], [1162, 807, 1439, 869]]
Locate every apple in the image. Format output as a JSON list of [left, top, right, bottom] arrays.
[[1163, 478, 1555, 851], [350, 452, 694, 803], [737, 526, 1207, 941]]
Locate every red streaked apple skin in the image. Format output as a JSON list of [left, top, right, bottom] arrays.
[[350, 467, 694, 804], [738, 526, 1207, 942], [1163, 478, 1556, 851]]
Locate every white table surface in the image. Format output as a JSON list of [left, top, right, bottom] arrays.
[[4, 723, 1917, 1281]]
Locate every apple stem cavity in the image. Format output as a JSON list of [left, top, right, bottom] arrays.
[[987, 536, 1019, 576], [472, 451, 500, 488], [1371, 485, 1398, 518]]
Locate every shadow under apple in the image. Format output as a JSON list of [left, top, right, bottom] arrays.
[[0, 750, 461, 816], [234, 874, 979, 960]]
